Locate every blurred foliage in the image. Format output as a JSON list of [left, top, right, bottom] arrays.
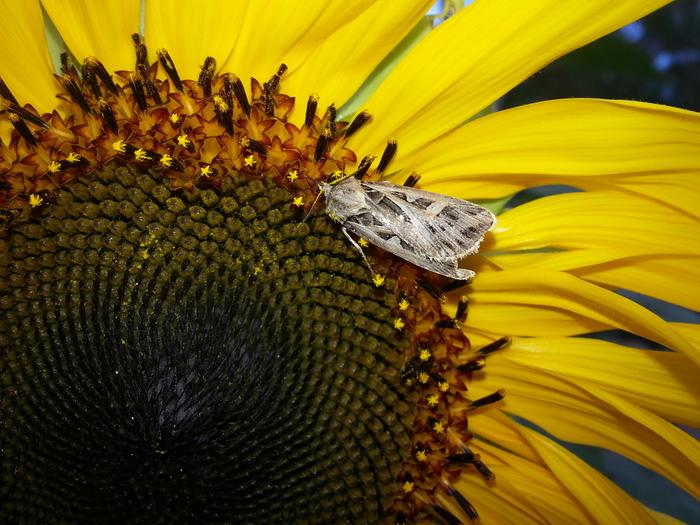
[[502, 0, 700, 111]]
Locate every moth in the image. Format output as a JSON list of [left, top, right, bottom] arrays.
[[318, 176, 496, 281]]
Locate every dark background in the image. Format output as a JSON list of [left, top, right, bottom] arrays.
[[502, 0, 700, 112]]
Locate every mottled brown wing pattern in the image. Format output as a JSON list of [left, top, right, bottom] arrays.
[[322, 177, 495, 280], [359, 181, 495, 259]]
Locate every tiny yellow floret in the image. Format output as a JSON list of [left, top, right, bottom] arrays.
[[66, 152, 81, 163], [160, 154, 173, 168], [372, 274, 385, 287], [169, 113, 181, 124], [134, 148, 151, 161], [200, 164, 214, 177], [244, 154, 257, 167], [287, 169, 298, 182], [292, 196, 304, 207], [358, 237, 369, 248], [112, 140, 127, 153], [418, 372, 430, 384], [177, 134, 191, 148], [330, 170, 343, 180], [393, 318, 405, 331], [426, 394, 439, 407], [47, 161, 61, 173], [419, 348, 432, 361], [398, 298, 409, 311], [213, 95, 228, 111], [402, 481, 414, 494], [438, 381, 449, 392], [28, 194, 43, 207], [432, 421, 445, 434], [415, 450, 428, 462]]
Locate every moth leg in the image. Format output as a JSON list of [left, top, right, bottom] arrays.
[[341, 227, 374, 274]]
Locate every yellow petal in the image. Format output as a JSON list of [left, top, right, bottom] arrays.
[[573, 255, 700, 312], [490, 251, 700, 312], [490, 192, 699, 254], [468, 439, 597, 524], [522, 427, 667, 525], [461, 270, 699, 363], [469, 411, 542, 464], [42, 0, 141, 73], [448, 469, 551, 525], [0, 0, 56, 113], [470, 361, 700, 500], [285, 0, 432, 122], [350, 0, 671, 158], [616, 173, 700, 219], [144, 0, 247, 81], [394, 99, 700, 205], [649, 510, 686, 525], [503, 337, 700, 427], [671, 323, 700, 347], [219, 1, 379, 84], [426, 172, 700, 220]]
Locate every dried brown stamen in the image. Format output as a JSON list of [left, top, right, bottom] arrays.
[[352, 155, 375, 179], [305, 94, 319, 129], [377, 138, 398, 174], [344, 110, 372, 138], [401, 172, 419, 189], [435, 296, 469, 328], [232, 75, 251, 115], [198, 56, 216, 96], [157, 49, 183, 92], [314, 128, 331, 161]]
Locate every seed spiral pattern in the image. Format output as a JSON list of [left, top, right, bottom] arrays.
[[0, 164, 416, 524]]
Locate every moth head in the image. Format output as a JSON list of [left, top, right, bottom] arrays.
[[316, 171, 354, 199]]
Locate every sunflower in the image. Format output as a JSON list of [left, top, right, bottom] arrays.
[[1, 0, 698, 524]]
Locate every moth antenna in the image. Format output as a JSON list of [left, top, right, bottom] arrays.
[[300, 187, 325, 224], [341, 227, 374, 274]]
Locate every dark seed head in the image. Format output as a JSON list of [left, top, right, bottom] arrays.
[[0, 165, 417, 524]]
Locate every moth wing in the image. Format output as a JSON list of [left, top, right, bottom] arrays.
[[358, 181, 495, 261], [340, 219, 476, 280]]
